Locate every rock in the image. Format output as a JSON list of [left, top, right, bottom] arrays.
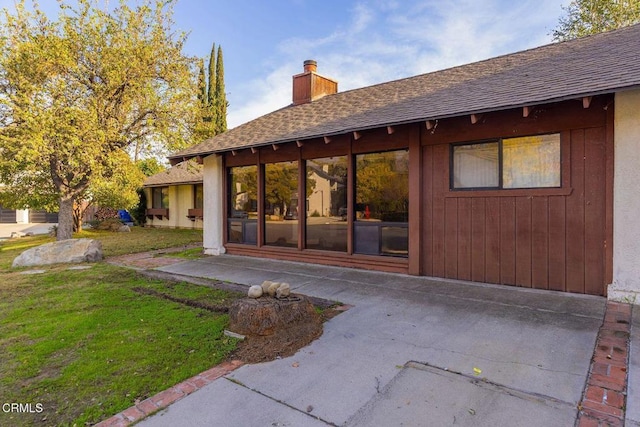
[[117, 225, 131, 232], [248, 285, 263, 298], [276, 282, 291, 298], [261, 280, 275, 293], [10, 231, 25, 239], [12, 238, 103, 268], [268, 282, 280, 297]]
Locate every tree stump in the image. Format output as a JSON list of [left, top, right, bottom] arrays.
[[229, 295, 320, 336]]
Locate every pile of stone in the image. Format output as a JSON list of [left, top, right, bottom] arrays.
[[247, 280, 291, 299]]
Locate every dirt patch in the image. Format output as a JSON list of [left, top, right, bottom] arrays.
[[132, 286, 229, 313], [229, 305, 346, 364], [129, 271, 350, 365]]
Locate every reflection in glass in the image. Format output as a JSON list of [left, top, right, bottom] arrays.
[[265, 161, 298, 247], [227, 165, 257, 244], [355, 150, 409, 257], [194, 184, 203, 209], [152, 187, 169, 209], [306, 156, 348, 252], [503, 134, 560, 188]]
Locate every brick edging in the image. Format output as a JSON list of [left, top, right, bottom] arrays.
[[577, 302, 632, 427], [95, 360, 243, 427]]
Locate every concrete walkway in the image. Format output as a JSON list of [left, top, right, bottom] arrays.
[[112, 254, 638, 427], [0, 222, 55, 240]]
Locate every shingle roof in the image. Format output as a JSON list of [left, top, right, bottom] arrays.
[[170, 23, 640, 161], [143, 160, 202, 187]]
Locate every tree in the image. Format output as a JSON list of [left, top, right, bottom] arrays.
[[553, 0, 640, 41], [192, 42, 227, 142], [207, 43, 216, 119], [215, 45, 227, 134], [0, 0, 196, 240]]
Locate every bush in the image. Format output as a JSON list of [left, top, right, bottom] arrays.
[[95, 207, 120, 221], [95, 218, 125, 231], [132, 188, 147, 226]]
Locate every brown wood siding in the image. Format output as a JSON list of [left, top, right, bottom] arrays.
[[220, 97, 612, 294], [420, 97, 612, 295]]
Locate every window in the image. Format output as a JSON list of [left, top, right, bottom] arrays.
[[152, 187, 169, 209], [264, 161, 298, 248], [227, 166, 257, 244], [452, 133, 561, 190], [194, 184, 203, 209], [306, 156, 348, 252], [354, 150, 409, 257]]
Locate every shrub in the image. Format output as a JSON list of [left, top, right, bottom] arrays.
[[95, 207, 120, 221]]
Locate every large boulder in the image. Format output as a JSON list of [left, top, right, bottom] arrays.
[[12, 238, 103, 268]]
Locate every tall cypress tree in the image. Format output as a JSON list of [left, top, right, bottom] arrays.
[[197, 58, 207, 109], [207, 43, 216, 111], [215, 45, 227, 133]]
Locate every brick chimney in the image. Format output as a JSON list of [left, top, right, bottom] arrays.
[[292, 60, 338, 105]]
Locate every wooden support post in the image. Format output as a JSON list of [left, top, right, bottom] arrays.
[[353, 131, 362, 140], [296, 140, 304, 147], [523, 106, 532, 118], [231, 150, 237, 157], [250, 147, 257, 154], [272, 144, 279, 151]]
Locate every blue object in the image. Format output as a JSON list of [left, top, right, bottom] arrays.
[[118, 210, 134, 223]]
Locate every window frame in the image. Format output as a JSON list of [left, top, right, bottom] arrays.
[[152, 186, 169, 209], [193, 184, 204, 209], [449, 133, 565, 193]]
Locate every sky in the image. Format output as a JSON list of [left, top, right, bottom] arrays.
[[1, 0, 570, 128]]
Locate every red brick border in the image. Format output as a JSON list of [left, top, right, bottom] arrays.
[[95, 360, 243, 427], [577, 302, 631, 427]]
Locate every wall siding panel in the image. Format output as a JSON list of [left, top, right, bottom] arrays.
[[419, 99, 610, 295], [531, 197, 549, 290], [457, 198, 472, 281], [515, 197, 532, 287], [584, 127, 606, 294], [471, 198, 486, 282], [566, 129, 586, 293]]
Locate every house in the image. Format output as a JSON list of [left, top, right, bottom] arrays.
[[143, 160, 204, 229], [168, 24, 640, 303]]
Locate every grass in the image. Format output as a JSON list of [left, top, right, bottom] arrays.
[[0, 228, 244, 426]]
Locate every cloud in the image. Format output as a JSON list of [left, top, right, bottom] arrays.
[[227, 0, 566, 128]]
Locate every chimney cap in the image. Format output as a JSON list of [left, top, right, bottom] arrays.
[[303, 59, 317, 73]]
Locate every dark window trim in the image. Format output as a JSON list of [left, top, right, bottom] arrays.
[[449, 133, 564, 194]]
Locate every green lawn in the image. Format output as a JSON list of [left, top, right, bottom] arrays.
[[0, 228, 243, 426]]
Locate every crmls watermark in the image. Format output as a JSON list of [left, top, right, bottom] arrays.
[[2, 403, 44, 413]]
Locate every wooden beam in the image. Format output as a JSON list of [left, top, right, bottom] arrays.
[[324, 136, 331, 144], [387, 126, 395, 135], [231, 150, 237, 157], [353, 131, 362, 140], [470, 114, 483, 124], [582, 96, 592, 109], [523, 106, 532, 118], [296, 140, 304, 148], [425, 120, 435, 130], [272, 144, 279, 151], [250, 147, 257, 154]]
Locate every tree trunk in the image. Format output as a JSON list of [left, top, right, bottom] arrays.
[[57, 196, 75, 240], [73, 201, 84, 233]]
